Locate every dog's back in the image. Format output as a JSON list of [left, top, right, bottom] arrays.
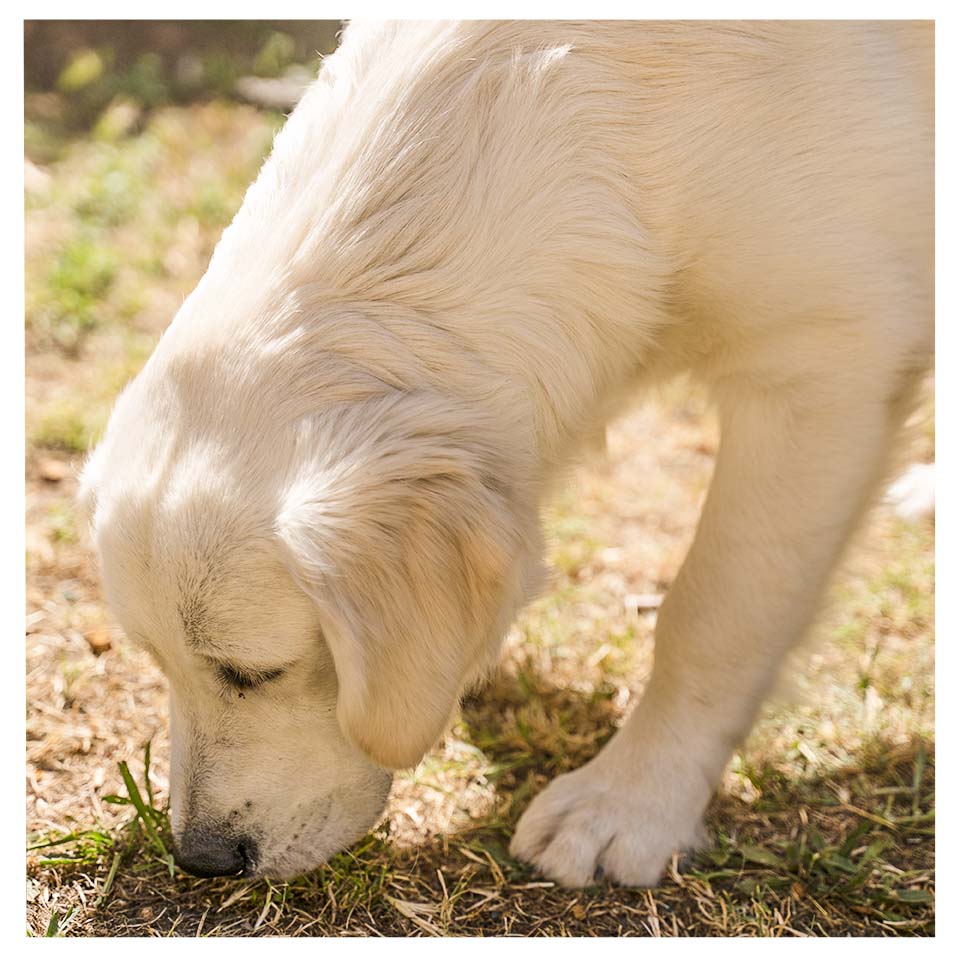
[[220, 20, 933, 437]]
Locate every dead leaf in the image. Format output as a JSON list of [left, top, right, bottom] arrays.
[[84, 628, 112, 656], [38, 458, 67, 483]]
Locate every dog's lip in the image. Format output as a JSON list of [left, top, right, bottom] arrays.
[[239, 846, 258, 877]]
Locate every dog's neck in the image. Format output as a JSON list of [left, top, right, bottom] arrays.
[[156, 22, 675, 480]]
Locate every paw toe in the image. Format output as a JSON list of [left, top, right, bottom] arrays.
[[534, 820, 610, 888]]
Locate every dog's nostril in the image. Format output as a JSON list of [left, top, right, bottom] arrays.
[[173, 825, 256, 879]]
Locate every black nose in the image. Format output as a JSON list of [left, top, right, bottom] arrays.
[[173, 824, 257, 878]]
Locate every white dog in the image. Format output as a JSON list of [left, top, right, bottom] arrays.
[[79, 21, 933, 886]]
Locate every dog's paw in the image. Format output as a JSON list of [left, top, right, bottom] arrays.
[[510, 761, 707, 888]]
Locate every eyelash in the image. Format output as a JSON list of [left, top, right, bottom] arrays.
[[216, 664, 285, 691]]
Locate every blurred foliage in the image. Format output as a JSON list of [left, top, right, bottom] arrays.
[[41, 234, 118, 347], [24, 21, 340, 131]]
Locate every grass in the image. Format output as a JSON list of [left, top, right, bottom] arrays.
[[25, 734, 934, 935], [27, 745, 175, 936], [24, 407, 936, 936], [25, 65, 934, 937]]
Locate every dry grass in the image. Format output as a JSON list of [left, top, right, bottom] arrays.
[[25, 92, 934, 938]]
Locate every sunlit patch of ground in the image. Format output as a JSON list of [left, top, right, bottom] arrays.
[[26, 98, 933, 937]]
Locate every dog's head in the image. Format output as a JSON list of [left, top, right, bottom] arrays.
[[79, 365, 541, 878]]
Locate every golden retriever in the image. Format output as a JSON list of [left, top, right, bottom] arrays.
[[79, 20, 933, 886]]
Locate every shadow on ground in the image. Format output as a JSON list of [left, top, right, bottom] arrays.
[[29, 655, 934, 937]]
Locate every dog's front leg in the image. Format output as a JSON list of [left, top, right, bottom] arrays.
[[511, 377, 899, 886]]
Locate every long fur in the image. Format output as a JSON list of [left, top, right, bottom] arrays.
[[80, 21, 933, 885]]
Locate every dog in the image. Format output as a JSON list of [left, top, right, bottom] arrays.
[[78, 21, 933, 886]]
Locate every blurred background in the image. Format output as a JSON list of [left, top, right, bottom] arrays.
[[25, 20, 339, 118], [24, 22, 934, 937]]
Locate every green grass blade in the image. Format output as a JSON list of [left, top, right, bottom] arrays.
[[118, 759, 168, 858], [838, 819, 873, 857], [143, 741, 155, 809], [97, 850, 123, 907]]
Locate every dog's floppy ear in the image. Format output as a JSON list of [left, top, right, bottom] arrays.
[[276, 393, 541, 770]]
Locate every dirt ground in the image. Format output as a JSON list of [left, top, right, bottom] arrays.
[[25, 89, 934, 937]]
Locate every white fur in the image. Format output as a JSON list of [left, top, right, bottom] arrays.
[[80, 21, 932, 885]]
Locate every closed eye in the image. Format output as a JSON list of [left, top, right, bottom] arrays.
[[215, 663, 286, 691]]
